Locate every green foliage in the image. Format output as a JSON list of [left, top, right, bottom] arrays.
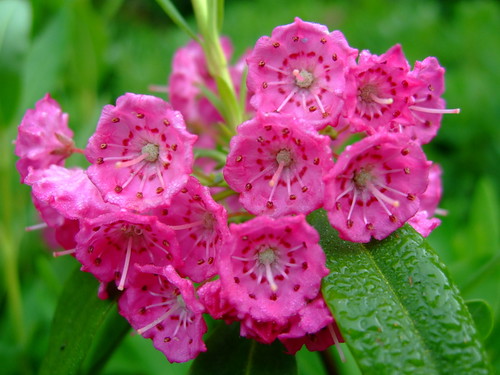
[[189, 322, 297, 375], [309, 210, 492, 375]]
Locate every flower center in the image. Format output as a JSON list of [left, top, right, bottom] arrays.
[[258, 247, 277, 266], [358, 84, 377, 104], [142, 143, 160, 162], [293, 69, 314, 89], [353, 167, 373, 190], [276, 148, 293, 167]]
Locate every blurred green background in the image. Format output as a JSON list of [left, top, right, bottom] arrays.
[[0, 0, 498, 374]]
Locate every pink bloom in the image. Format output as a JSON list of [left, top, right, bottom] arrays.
[[408, 163, 444, 236], [342, 45, 422, 134], [197, 279, 238, 322], [75, 211, 180, 291], [246, 18, 358, 130], [25, 165, 113, 221], [239, 317, 290, 344], [218, 215, 329, 323], [118, 264, 207, 363], [403, 57, 460, 144], [324, 133, 430, 242], [151, 176, 230, 283], [25, 165, 115, 250], [278, 295, 339, 354], [223, 112, 334, 217], [15, 94, 77, 183], [85, 93, 197, 212]]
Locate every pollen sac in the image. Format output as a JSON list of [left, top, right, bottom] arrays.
[[118, 265, 207, 363], [246, 17, 358, 130], [15, 94, 76, 183], [223, 112, 335, 217], [149, 176, 230, 283], [75, 211, 180, 291], [218, 215, 329, 324], [323, 132, 430, 242], [85, 93, 197, 212]]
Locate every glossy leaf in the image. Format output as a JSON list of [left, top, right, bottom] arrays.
[[189, 322, 297, 375], [39, 266, 124, 375], [308, 209, 492, 375]]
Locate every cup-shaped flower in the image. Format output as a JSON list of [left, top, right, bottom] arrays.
[[324, 133, 430, 242], [218, 215, 329, 323], [223, 112, 334, 217], [75, 211, 180, 291], [85, 93, 197, 212], [150, 176, 230, 283], [118, 264, 206, 363], [15, 94, 76, 183], [25, 165, 116, 250], [247, 17, 358, 130], [342, 45, 422, 134]]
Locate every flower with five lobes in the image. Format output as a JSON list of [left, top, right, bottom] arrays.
[[85, 93, 197, 212], [246, 17, 358, 130], [218, 215, 329, 324], [118, 264, 207, 363], [15, 94, 79, 183], [223, 112, 335, 217], [150, 176, 230, 283], [341, 44, 421, 134], [323, 132, 430, 243], [75, 211, 180, 291]]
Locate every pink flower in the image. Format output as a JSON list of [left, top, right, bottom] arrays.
[[15, 94, 77, 183], [246, 17, 358, 130], [118, 264, 207, 363], [324, 133, 430, 242], [25, 165, 115, 250], [150, 176, 230, 283], [342, 45, 422, 134], [85, 93, 197, 212], [223, 112, 334, 217], [75, 211, 180, 291], [403, 57, 460, 144], [218, 215, 328, 323], [408, 163, 444, 236], [278, 295, 340, 354]]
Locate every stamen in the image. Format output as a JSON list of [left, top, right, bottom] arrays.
[[168, 220, 204, 231], [118, 236, 133, 291], [265, 263, 278, 292], [52, 248, 76, 257], [137, 308, 175, 335], [313, 93, 326, 114], [328, 323, 346, 362], [116, 152, 149, 168], [367, 182, 400, 208], [249, 165, 273, 184], [269, 162, 285, 187], [409, 105, 460, 114], [370, 93, 394, 105], [276, 88, 298, 112], [25, 222, 48, 232], [347, 189, 358, 221]]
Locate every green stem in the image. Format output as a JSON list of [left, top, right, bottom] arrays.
[[212, 188, 237, 202], [0, 226, 25, 345]]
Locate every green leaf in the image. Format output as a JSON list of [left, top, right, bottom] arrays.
[[155, 0, 199, 42], [308, 209, 492, 375], [466, 300, 494, 341], [189, 322, 297, 375], [39, 266, 125, 375]]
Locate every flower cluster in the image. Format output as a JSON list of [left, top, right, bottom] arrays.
[[15, 17, 456, 363]]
